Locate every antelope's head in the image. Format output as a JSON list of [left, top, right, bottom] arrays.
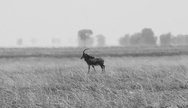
[[81, 48, 89, 59]]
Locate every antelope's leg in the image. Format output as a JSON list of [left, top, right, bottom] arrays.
[[103, 65, 105, 72], [101, 65, 105, 72], [88, 65, 90, 74], [92, 65, 96, 71], [100, 65, 103, 72]]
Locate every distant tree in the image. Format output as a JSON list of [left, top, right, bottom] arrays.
[[171, 34, 188, 46], [160, 33, 172, 46], [78, 29, 93, 47], [96, 34, 106, 47], [16, 38, 23, 46], [129, 32, 142, 45], [119, 34, 130, 46], [129, 28, 157, 46], [141, 28, 157, 45], [86, 37, 94, 47]]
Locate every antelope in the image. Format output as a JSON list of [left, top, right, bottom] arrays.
[[81, 48, 105, 73]]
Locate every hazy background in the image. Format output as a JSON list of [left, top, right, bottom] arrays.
[[0, 0, 188, 47]]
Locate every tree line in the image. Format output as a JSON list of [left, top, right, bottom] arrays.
[[78, 29, 106, 47], [119, 28, 188, 46], [15, 28, 188, 47], [78, 28, 188, 47]]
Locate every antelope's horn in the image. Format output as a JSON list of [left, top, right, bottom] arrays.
[[83, 48, 89, 54]]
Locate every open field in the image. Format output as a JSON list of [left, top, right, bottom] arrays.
[[1, 49, 188, 108]]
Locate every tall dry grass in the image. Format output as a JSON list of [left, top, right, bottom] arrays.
[[0, 56, 188, 108]]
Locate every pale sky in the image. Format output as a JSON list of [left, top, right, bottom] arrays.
[[0, 0, 188, 47]]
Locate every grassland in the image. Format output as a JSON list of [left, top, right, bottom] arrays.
[[0, 47, 188, 108], [1, 46, 188, 58]]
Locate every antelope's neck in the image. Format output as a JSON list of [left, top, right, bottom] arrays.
[[84, 58, 90, 63]]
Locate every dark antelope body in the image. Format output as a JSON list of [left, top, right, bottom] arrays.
[[81, 48, 105, 73]]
